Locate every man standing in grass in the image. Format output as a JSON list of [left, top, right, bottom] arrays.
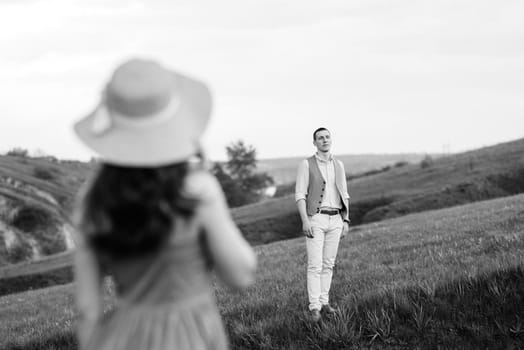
[[295, 127, 351, 322]]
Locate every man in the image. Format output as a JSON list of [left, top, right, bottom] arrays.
[[295, 127, 350, 322]]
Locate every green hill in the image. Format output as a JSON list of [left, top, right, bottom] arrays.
[[0, 155, 93, 266], [0, 150, 434, 295], [0, 150, 430, 267], [257, 153, 429, 185], [2, 193, 523, 349], [235, 137, 524, 245]]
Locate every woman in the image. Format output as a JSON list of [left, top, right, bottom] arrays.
[[72, 58, 256, 350]]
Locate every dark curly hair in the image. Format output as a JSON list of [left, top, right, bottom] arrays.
[[77, 162, 198, 261]]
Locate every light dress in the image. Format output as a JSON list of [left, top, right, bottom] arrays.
[[82, 217, 229, 350]]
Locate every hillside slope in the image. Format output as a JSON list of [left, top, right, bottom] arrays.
[[1, 137, 522, 266], [0, 155, 93, 266], [2, 193, 524, 349], [233, 137, 524, 244], [257, 153, 428, 185], [0, 151, 429, 266]]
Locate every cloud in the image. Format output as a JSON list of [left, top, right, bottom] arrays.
[[0, 0, 523, 160]]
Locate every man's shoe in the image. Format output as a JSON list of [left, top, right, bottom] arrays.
[[321, 304, 337, 314], [309, 309, 321, 323]]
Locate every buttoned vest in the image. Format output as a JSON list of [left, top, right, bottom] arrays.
[[306, 156, 349, 220]]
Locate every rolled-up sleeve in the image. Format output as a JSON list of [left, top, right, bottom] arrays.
[[295, 159, 309, 202]]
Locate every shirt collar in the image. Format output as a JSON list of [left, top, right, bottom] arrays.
[[314, 152, 333, 163]]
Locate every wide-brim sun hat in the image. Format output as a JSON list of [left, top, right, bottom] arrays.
[[74, 58, 212, 167]]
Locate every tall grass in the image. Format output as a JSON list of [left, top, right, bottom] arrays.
[[2, 194, 524, 349]]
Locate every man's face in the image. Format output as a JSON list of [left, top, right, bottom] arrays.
[[313, 130, 331, 153]]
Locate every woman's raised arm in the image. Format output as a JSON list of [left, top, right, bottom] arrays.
[[187, 171, 257, 289]]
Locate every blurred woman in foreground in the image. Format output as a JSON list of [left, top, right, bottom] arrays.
[[72, 58, 256, 350]]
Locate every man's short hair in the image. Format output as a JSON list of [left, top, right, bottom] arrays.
[[313, 127, 330, 141]]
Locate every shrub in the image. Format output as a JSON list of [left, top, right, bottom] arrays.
[[33, 166, 57, 181], [420, 155, 434, 169], [488, 168, 524, 195], [350, 196, 396, 225], [11, 205, 54, 232], [10, 205, 65, 255], [6, 147, 29, 157], [394, 161, 409, 168], [238, 212, 302, 245]]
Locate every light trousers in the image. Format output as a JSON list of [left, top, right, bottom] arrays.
[[306, 213, 343, 311]]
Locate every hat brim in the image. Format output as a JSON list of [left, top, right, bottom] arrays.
[[74, 72, 212, 167]]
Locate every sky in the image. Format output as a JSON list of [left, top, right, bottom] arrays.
[[1, 0, 523, 161]]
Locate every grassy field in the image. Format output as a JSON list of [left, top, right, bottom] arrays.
[[236, 137, 524, 225], [1, 139, 522, 259], [0, 150, 439, 292], [2, 193, 524, 349], [234, 138, 524, 244], [0, 151, 424, 263]]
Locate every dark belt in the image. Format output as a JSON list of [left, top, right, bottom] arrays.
[[318, 209, 340, 216]]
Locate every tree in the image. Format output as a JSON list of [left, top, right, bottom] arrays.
[[212, 140, 274, 207], [6, 147, 29, 157]]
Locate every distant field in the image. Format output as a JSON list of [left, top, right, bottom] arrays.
[[257, 153, 429, 185], [234, 138, 524, 245], [2, 194, 524, 349]]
